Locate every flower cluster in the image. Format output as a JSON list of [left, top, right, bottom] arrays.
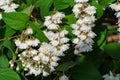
[[103, 71, 120, 80], [110, 2, 120, 42], [10, 27, 60, 76], [10, 12, 69, 77], [44, 12, 70, 56], [0, 0, 19, 20], [71, 0, 96, 54]]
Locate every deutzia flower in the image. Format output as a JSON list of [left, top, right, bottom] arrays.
[[0, 3, 19, 12], [44, 12, 65, 30], [103, 71, 120, 80], [59, 75, 69, 80], [110, 2, 120, 43], [44, 12, 69, 56], [0, 0, 19, 20], [71, 0, 96, 54]]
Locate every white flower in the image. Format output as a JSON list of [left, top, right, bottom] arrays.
[[60, 44, 69, 52], [52, 12, 65, 24], [84, 6, 96, 15], [50, 40, 59, 46], [115, 12, 120, 18], [71, 24, 80, 30], [109, 3, 120, 11], [47, 23, 59, 30], [29, 68, 42, 76], [60, 30, 68, 37], [80, 25, 91, 32], [15, 39, 28, 49], [87, 31, 96, 38], [75, 0, 88, 3], [31, 39, 40, 47], [1, 3, 19, 12], [60, 37, 69, 44], [72, 30, 81, 36], [44, 12, 65, 30], [76, 41, 93, 52], [15, 39, 21, 47], [118, 27, 120, 32], [103, 71, 120, 80], [72, 3, 83, 18], [73, 38, 80, 44], [59, 75, 69, 80], [79, 34, 87, 40], [42, 70, 49, 77], [0, 0, 11, 6], [44, 31, 58, 41], [24, 27, 33, 35], [50, 62, 58, 67], [51, 56, 60, 61], [33, 56, 40, 61]]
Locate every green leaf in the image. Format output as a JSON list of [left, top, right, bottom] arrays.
[[0, 68, 21, 80], [5, 25, 16, 38], [70, 62, 102, 80], [65, 14, 76, 24], [54, 0, 74, 10], [29, 21, 49, 42], [2, 12, 29, 30], [93, 25, 107, 49], [56, 61, 77, 72], [91, 1, 104, 19], [0, 55, 9, 68], [37, 0, 53, 19], [63, 25, 75, 40], [21, 5, 34, 15], [98, 0, 115, 6], [104, 43, 120, 59], [3, 40, 16, 59]]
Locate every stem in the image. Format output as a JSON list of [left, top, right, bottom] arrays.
[[0, 35, 21, 42]]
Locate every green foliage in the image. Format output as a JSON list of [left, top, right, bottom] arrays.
[[54, 0, 74, 10], [37, 0, 53, 19], [2, 12, 29, 30], [56, 61, 77, 72], [0, 55, 9, 68], [0, 0, 120, 80], [92, 1, 104, 19], [70, 62, 102, 80], [98, 0, 116, 6], [0, 68, 21, 80], [29, 22, 49, 42], [104, 43, 120, 59], [4, 25, 16, 38]]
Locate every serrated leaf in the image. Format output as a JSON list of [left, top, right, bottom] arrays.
[[2, 12, 29, 30], [0, 55, 9, 68], [104, 43, 120, 59], [70, 62, 102, 80], [0, 68, 21, 80], [29, 21, 49, 42], [56, 61, 77, 72]]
